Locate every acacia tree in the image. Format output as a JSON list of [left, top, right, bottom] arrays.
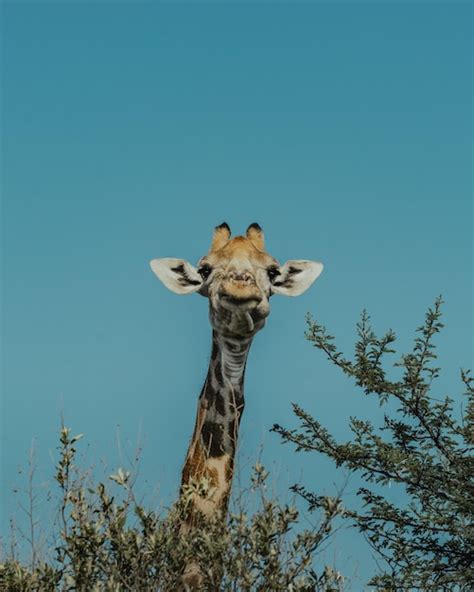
[[273, 298, 473, 590]]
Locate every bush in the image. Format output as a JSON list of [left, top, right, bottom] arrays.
[[1, 428, 344, 591]]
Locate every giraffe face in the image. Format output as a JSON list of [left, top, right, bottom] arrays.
[[150, 223, 323, 338]]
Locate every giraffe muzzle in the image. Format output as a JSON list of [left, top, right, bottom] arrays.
[[220, 293, 262, 305], [219, 293, 263, 314], [218, 274, 263, 310]]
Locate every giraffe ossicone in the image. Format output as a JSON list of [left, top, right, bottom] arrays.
[[150, 223, 323, 581]]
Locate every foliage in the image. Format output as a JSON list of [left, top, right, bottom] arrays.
[[0, 429, 344, 591], [273, 298, 474, 590]]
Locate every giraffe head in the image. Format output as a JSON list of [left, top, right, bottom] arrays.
[[150, 223, 323, 338]]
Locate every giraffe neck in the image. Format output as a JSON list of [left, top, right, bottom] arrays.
[[181, 330, 253, 517]]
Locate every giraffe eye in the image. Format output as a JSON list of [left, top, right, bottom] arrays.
[[267, 267, 280, 282], [198, 265, 212, 280]]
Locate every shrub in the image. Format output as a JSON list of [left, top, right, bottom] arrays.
[[1, 428, 344, 591]]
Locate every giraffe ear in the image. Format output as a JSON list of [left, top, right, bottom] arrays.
[[271, 260, 323, 297], [150, 258, 203, 295]]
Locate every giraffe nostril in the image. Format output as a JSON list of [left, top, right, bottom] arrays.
[[229, 271, 253, 283]]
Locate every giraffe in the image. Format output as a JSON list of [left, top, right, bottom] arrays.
[[150, 222, 323, 587]]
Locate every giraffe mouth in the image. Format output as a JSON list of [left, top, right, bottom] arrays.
[[218, 293, 266, 320], [210, 294, 269, 336], [220, 294, 262, 307]]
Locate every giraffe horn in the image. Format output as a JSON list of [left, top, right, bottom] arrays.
[[246, 223, 264, 250], [211, 222, 231, 251]]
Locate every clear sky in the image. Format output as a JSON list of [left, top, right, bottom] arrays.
[[2, 1, 472, 584]]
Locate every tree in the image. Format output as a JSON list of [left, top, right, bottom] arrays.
[[273, 298, 473, 590]]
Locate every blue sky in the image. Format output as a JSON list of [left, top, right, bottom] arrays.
[[2, 1, 472, 584]]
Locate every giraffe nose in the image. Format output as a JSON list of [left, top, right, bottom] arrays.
[[220, 269, 262, 307], [228, 270, 254, 283]]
